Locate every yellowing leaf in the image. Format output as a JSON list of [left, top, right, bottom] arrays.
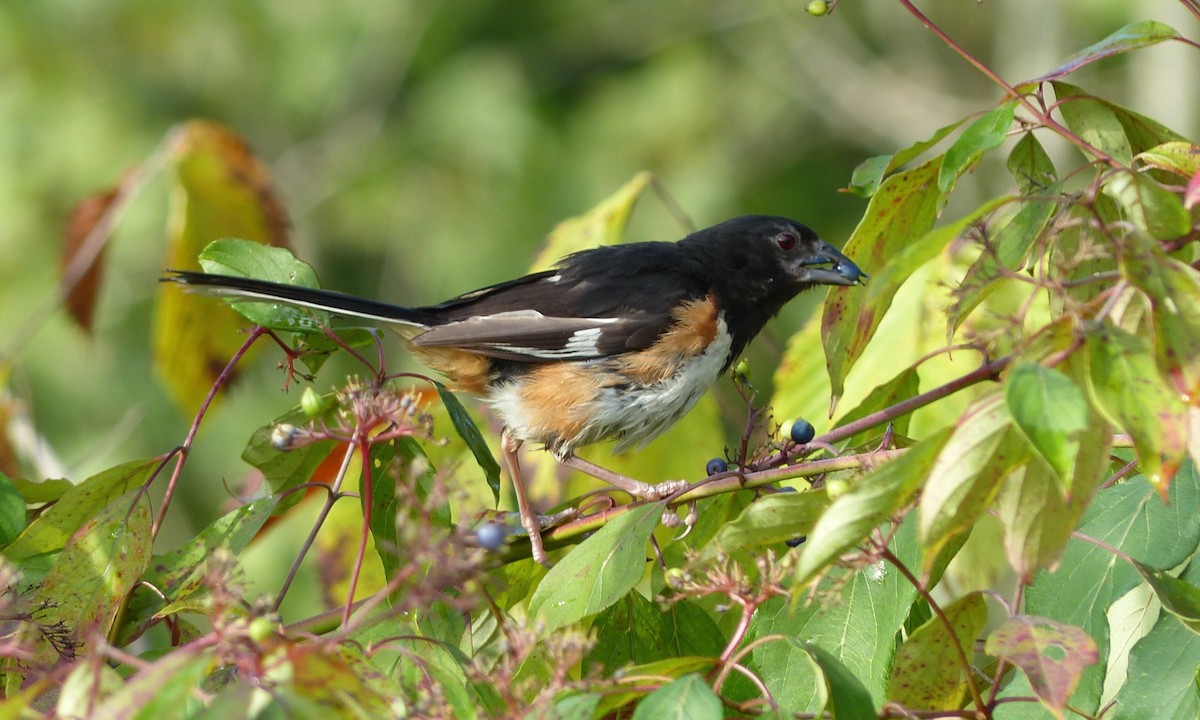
[[919, 393, 1028, 568], [531, 171, 655, 272], [1084, 323, 1188, 494], [153, 120, 291, 413], [823, 156, 942, 402]]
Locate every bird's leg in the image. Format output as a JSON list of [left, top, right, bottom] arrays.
[[501, 430, 549, 566], [557, 454, 690, 501]]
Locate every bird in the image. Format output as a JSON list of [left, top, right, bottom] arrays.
[[163, 215, 866, 563]]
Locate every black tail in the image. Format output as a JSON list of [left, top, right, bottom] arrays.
[[161, 271, 438, 328]]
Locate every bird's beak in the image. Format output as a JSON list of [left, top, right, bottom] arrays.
[[794, 241, 868, 286]]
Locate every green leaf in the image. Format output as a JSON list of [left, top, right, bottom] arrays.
[[596, 658, 718, 716], [865, 196, 1011, 308], [949, 197, 1058, 337], [919, 393, 1028, 568], [434, 381, 500, 504], [847, 118, 967, 198], [88, 647, 211, 720], [119, 496, 278, 644], [242, 407, 338, 515], [26, 489, 152, 665], [10, 476, 73, 504], [1053, 81, 1133, 165], [939, 102, 1017, 193], [3, 457, 159, 561], [701, 489, 826, 559], [795, 428, 950, 587], [1036, 21, 1181, 82], [0, 473, 27, 546], [743, 516, 924, 712], [888, 592, 988, 710], [824, 156, 943, 401], [796, 641, 879, 719], [528, 501, 663, 631], [631, 674, 721, 720], [197, 237, 328, 331], [986, 616, 1099, 714], [1005, 363, 1089, 486], [831, 366, 921, 447], [1134, 560, 1200, 634], [1015, 461, 1200, 713], [1103, 171, 1191, 241], [586, 593, 725, 672], [1109, 553, 1200, 719], [1007, 132, 1058, 194], [1084, 322, 1188, 493]]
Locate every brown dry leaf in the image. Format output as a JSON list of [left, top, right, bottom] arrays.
[[153, 120, 291, 413], [61, 187, 120, 333]]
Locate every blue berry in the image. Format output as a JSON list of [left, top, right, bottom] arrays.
[[789, 419, 816, 444], [476, 522, 506, 550], [706, 457, 729, 476]]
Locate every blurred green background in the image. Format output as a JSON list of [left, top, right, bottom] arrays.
[[1, 0, 1195, 545]]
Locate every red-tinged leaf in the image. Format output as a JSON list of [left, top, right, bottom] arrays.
[[888, 592, 988, 710], [153, 120, 290, 413], [61, 187, 119, 333], [1104, 170, 1190, 241], [939, 102, 1017, 193], [919, 393, 1029, 568], [531, 171, 654, 272], [1034, 21, 1180, 82], [985, 616, 1099, 714], [1084, 323, 1188, 494], [794, 428, 951, 587], [1187, 168, 1200, 211], [1121, 240, 1200, 398], [1137, 141, 1200, 179], [824, 156, 943, 402]]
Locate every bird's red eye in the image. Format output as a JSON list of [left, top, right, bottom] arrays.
[[775, 231, 797, 251]]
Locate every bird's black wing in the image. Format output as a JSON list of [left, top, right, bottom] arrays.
[[412, 242, 709, 362]]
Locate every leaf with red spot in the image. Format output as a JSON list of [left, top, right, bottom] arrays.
[[985, 616, 1099, 715], [823, 156, 943, 403], [888, 592, 988, 710]]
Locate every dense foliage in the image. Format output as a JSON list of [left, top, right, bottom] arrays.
[[3, 2, 1200, 718]]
